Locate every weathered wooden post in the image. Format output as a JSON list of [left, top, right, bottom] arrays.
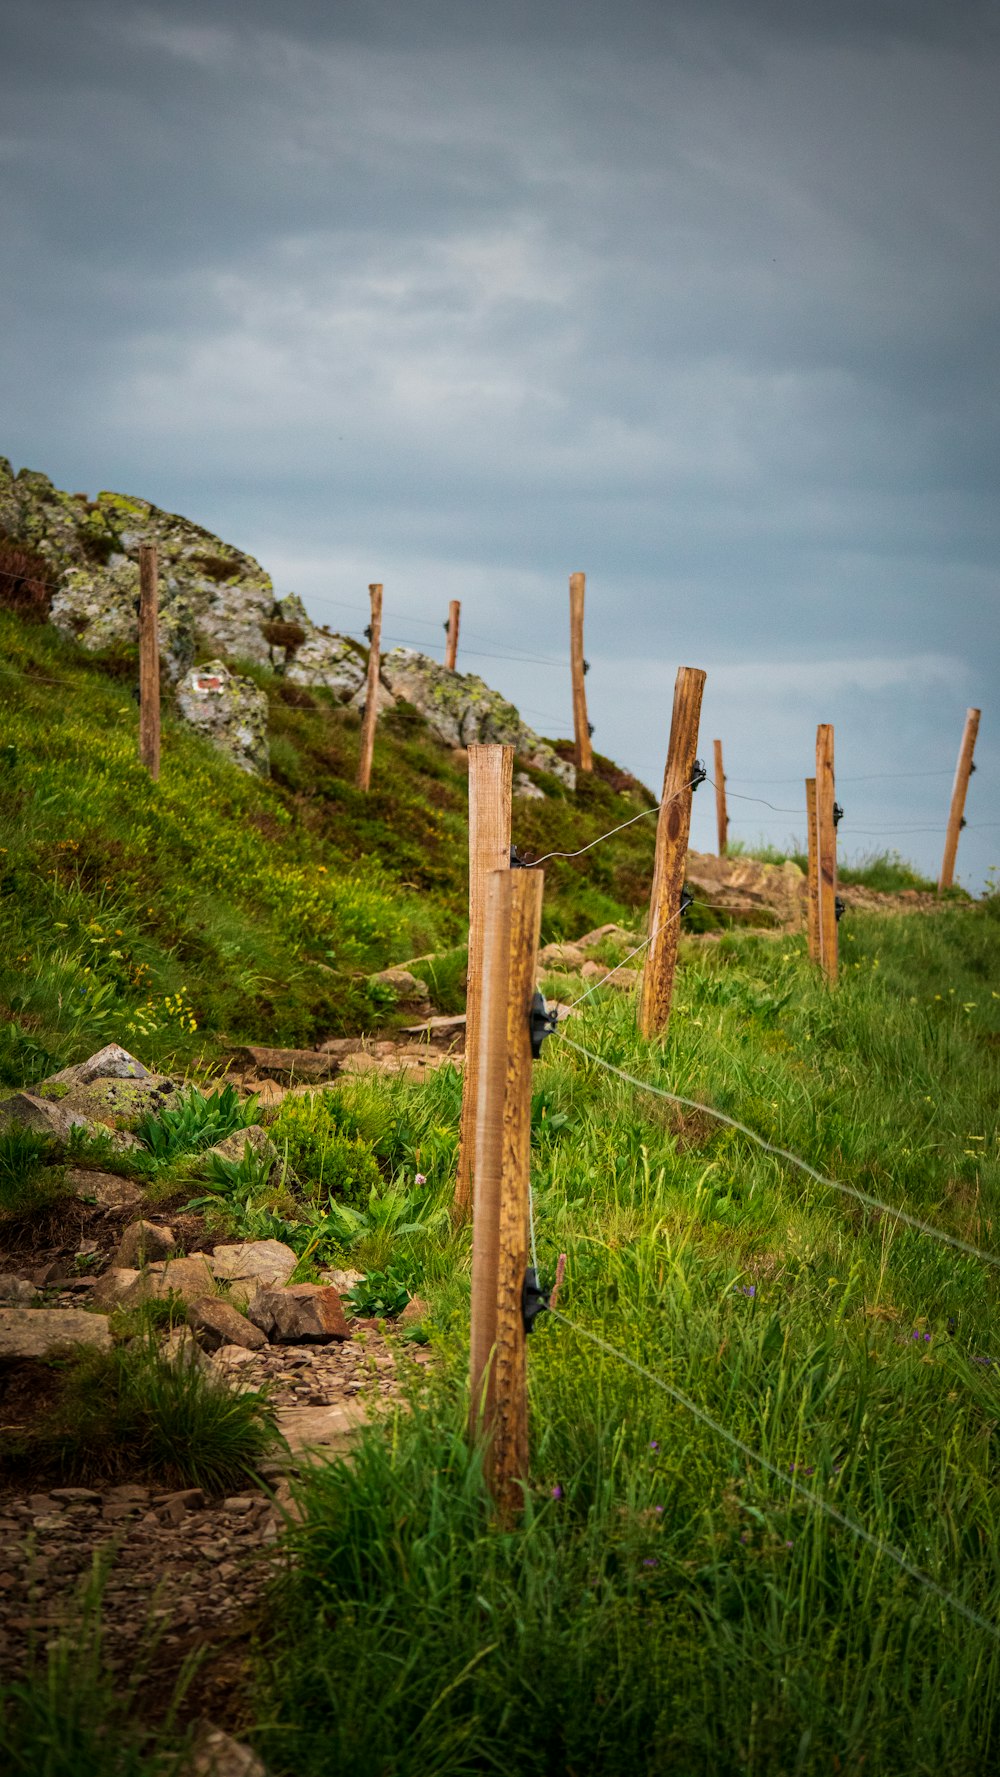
[[569, 571, 593, 775], [444, 599, 461, 672], [939, 708, 981, 893], [356, 583, 383, 792], [468, 865, 543, 1518], [815, 725, 838, 982], [138, 543, 160, 781], [639, 666, 706, 1039], [454, 744, 514, 1220], [805, 776, 820, 962], [713, 738, 728, 855]]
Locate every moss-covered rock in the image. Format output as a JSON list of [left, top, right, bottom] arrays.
[[175, 659, 270, 775], [379, 648, 576, 788]]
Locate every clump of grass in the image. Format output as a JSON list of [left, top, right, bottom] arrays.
[[135, 1084, 258, 1161], [0, 1126, 66, 1216], [271, 1091, 384, 1207], [1, 1334, 280, 1493]]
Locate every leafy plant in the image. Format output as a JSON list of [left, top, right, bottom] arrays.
[[345, 1267, 412, 1318], [136, 1084, 257, 1162]]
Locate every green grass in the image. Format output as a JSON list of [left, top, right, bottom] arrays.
[[248, 900, 1000, 1775], [0, 610, 661, 1079], [0, 1567, 193, 1775], [1, 1333, 281, 1492]]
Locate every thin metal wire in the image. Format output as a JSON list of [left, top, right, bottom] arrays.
[[527, 775, 701, 868], [558, 934, 654, 1009], [545, 1305, 1000, 1641], [557, 1035, 1000, 1274]]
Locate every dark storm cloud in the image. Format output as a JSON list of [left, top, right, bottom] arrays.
[[1, 0, 997, 881]]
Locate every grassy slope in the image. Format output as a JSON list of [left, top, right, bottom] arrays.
[[251, 902, 1000, 1776], [0, 609, 662, 1083], [4, 603, 1000, 1771]]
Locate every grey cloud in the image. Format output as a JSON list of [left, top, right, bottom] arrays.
[[1, 0, 997, 885]]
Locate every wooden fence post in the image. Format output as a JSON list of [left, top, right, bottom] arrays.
[[815, 725, 838, 982], [638, 666, 706, 1039], [938, 707, 981, 893], [138, 543, 160, 781], [569, 572, 593, 775], [805, 776, 820, 962], [469, 865, 543, 1518], [713, 738, 728, 855], [444, 599, 461, 672], [454, 745, 514, 1220], [356, 583, 383, 792]]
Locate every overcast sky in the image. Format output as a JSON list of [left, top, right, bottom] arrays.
[[3, 0, 997, 887]]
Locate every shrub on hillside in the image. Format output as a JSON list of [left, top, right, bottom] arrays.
[[272, 1092, 384, 1206], [0, 539, 52, 622]]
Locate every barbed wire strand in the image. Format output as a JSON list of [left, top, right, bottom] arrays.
[[556, 1034, 1000, 1274]]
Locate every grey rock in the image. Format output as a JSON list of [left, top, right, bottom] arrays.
[[285, 629, 366, 699], [175, 660, 269, 776], [113, 1220, 177, 1268], [119, 1254, 217, 1308], [514, 770, 546, 800], [0, 1308, 111, 1361], [69, 1169, 144, 1210], [161, 1326, 210, 1370], [0, 1091, 92, 1139], [186, 1724, 269, 1777], [248, 1282, 351, 1344], [91, 1266, 141, 1307], [209, 1240, 298, 1291], [378, 648, 576, 787], [188, 1296, 267, 1352], [0, 1274, 38, 1305], [46, 1043, 152, 1087], [204, 1125, 277, 1168]]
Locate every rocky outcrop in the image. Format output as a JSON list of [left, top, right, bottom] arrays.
[[379, 649, 576, 788], [175, 660, 270, 776], [1, 458, 573, 788], [684, 850, 806, 929]]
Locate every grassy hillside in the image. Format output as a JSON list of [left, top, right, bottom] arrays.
[[3, 595, 1000, 1773], [0, 607, 662, 1083], [227, 898, 1000, 1777]]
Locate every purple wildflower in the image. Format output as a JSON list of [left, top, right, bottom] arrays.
[[643, 1558, 658, 1568], [649, 1440, 659, 1452], [414, 1173, 427, 1186], [654, 1505, 664, 1515], [551, 1485, 563, 1500]]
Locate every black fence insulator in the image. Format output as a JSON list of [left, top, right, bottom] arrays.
[[833, 801, 844, 827], [443, 619, 450, 632], [529, 990, 558, 1059], [680, 887, 693, 916], [582, 658, 590, 675], [690, 758, 707, 791], [522, 1268, 549, 1335], [510, 844, 527, 869], [970, 760, 977, 773], [364, 623, 373, 641], [132, 595, 141, 615], [587, 722, 595, 737], [834, 895, 845, 922], [960, 816, 967, 829]]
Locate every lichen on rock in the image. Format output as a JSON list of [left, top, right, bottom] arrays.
[[176, 660, 270, 776], [379, 649, 576, 788]]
